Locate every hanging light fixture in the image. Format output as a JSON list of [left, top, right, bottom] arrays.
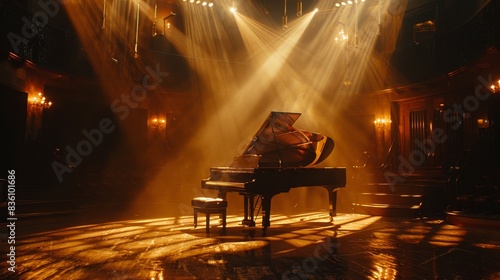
[[282, 0, 288, 29], [296, 0, 302, 17], [134, 0, 140, 57], [152, 2, 159, 37]]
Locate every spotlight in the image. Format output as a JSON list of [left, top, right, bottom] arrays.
[[347, 0, 353, 4], [230, 0, 236, 13], [185, 0, 213, 7], [335, 3, 340, 8], [341, 2, 346, 5]]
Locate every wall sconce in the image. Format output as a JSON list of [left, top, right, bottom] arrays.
[[27, 92, 52, 141], [150, 116, 166, 141], [477, 118, 489, 128], [151, 117, 166, 129], [489, 79, 500, 93], [162, 12, 176, 35], [30, 92, 52, 110], [374, 118, 391, 128]]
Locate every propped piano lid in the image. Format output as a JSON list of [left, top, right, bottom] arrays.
[[239, 112, 334, 168]]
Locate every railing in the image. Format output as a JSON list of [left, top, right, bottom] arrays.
[[352, 136, 397, 182], [380, 137, 397, 172], [351, 151, 371, 182], [448, 149, 472, 203]]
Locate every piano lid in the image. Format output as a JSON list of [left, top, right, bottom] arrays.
[[237, 112, 334, 168]]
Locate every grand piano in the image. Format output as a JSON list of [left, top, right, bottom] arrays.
[[201, 112, 346, 232]]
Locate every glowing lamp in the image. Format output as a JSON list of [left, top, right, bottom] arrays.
[[31, 92, 53, 110], [477, 119, 489, 128]]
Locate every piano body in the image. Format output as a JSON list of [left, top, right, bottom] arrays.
[[201, 112, 346, 232]]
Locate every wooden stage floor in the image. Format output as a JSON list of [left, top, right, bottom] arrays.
[[1, 209, 499, 279]]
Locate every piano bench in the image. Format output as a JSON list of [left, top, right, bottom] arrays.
[[191, 197, 228, 233]]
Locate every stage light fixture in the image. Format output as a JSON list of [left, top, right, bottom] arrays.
[[230, 0, 237, 13], [296, 0, 302, 17], [184, 0, 214, 7], [335, 0, 365, 8], [282, 0, 288, 29]]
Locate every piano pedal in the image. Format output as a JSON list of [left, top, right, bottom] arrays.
[[241, 219, 256, 227]]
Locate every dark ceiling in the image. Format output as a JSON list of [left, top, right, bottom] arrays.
[[1, 0, 499, 87]]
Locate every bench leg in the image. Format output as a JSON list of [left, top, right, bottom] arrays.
[[193, 209, 198, 228], [192, 207, 227, 233], [222, 210, 226, 229]]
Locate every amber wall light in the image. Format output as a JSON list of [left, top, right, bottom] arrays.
[[30, 92, 52, 110]]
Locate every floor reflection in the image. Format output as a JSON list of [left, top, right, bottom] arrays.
[[1, 212, 499, 279]]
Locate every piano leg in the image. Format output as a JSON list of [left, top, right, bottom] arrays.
[[217, 191, 228, 226], [261, 195, 272, 233], [327, 189, 338, 223], [242, 195, 256, 227]]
